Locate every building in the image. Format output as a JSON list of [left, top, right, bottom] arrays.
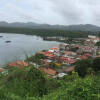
[[40, 68, 57, 77], [0, 68, 4, 72], [88, 35, 96, 39], [8, 60, 29, 68]]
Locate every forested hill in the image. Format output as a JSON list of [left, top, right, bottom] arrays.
[[0, 21, 100, 32], [0, 27, 95, 38]]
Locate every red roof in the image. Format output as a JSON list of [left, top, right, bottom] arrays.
[[8, 61, 29, 68], [60, 57, 68, 61], [84, 53, 92, 57], [65, 51, 72, 55], [66, 67, 74, 72], [80, 55, 88, 60], [0, 68, 4, 72], [68, 59, 76, 64], [75, 45, 82, 48], [50, 47, 59, 50], [83, 46, 92, 51], [40, 68, 57, 76], [60, 57, 76, 64], [39, 51, 55, 58], [43, 59, 50, 66]]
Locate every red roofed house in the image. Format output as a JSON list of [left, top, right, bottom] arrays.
[[8, 60, 29, 69], [64, 51, 77, 57], [40, 68, 57, 77], [83, 46, 92, 53], [0, 68, 4, 72], [66, 67, 74, 72], [42, 59, 52, 66], [66, 58, 76, 64], [80, 55, 88, 60], [49, 47, 59, 52], [68, 59, 76, 64], [65, 51, 72, 56], [39, 51, 55, 59], [84, 53, 92, 58]]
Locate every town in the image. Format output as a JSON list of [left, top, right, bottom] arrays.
[[0, 35, 100, 78]]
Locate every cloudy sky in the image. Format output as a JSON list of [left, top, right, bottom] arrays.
[[0, 0, 100, 26]]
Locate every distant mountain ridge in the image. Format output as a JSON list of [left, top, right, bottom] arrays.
[[0, 21, 100, 31]]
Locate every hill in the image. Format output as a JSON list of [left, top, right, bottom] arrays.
[[0, 21, 100, 32]]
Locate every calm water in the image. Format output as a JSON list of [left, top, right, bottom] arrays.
[[0, 33, 60, 67]]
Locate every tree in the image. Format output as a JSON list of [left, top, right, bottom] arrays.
[[96, 41, 100, 46], [93, 57, 100, 72], [49, 62, 57, 69], [26, 54, 46, 65], [4, 66, 47, 97], [74, 59, 93, 77]]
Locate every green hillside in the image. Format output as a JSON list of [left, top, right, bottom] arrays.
[[0, 64, 100, 100], [0, 27, 94, 38]]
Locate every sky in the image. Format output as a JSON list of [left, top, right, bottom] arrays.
[[0, 0, 100, 26]]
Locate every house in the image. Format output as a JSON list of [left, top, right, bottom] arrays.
[[42, 59, 52, 66], [49, 47, 59, 52], [66, 67, 75, 72], [40, 68, 57, 77], [68, 59, 76, 64], [64, 51, 77, 57], [65, 51, 72, 56], [83, 46, 92, 53], [0, 68, 4, 72], [59, 57, 76, 65], [57, 73, 67, 78], [39, 51, 55, 59], [59, 43, 69, 51], [8, 60, 29, 68], [84, 53, 92, 58], [93, 38, 100, 43], [88, 35, 96, 39], [80, 55, 88, 60], [64, 58, 76, 65]]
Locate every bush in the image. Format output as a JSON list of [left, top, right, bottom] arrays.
[[74, 59, 93, 77], [93, 57, 100, 72]]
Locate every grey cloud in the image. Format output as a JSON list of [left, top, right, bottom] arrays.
[[50, 0, 100, 25], [0, 0, 100, 26]]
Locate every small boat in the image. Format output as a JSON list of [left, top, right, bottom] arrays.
[[5, 41, 11, 43], [0, 36, 3, 38]]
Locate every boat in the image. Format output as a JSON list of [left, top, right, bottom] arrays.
[[0, 36, 3, 38], [5, 41, 11, 43]]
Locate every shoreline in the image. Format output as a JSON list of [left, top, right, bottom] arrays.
[[0, 34, 100, 78]]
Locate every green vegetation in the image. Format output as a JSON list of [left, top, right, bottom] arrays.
[[41, 74, 100, 100], [74, 59, 93, 77], [0, 27, 91, 38], [0, 58, 100, 100], [26, 54, 46, 65], [96, 41, 100, 46], [0, 66, 61, 100], [0, 68, 100, 100], [49, 62, 58, 69], [92, 57, 100, 72], [74, 58, 100, 77]]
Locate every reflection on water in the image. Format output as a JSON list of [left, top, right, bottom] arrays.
[[0, 33, 60, 67]]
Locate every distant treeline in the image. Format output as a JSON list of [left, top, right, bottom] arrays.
[[0, 27, 97, 38]]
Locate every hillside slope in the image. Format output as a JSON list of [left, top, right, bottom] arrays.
[[0, 21, 100, 31]]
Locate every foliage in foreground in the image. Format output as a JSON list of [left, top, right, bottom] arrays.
[[74, 58, 100, 77], [0, 66, 100, 100], [0, 66, 60, 99]]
